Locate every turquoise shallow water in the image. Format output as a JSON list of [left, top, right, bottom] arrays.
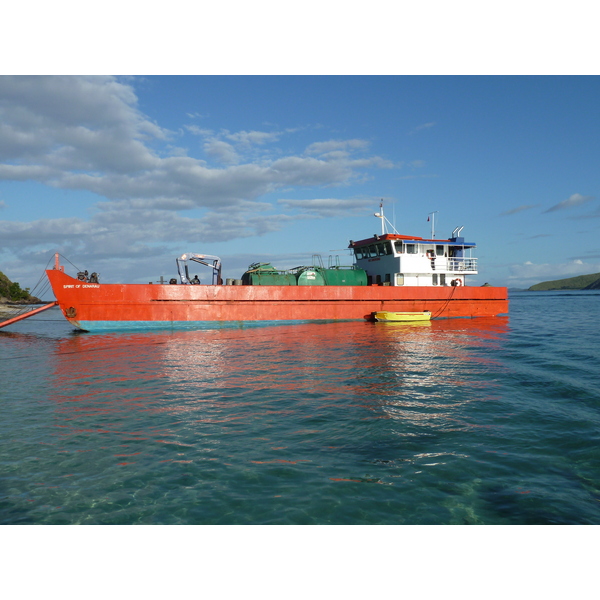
[[1, 291, 599, 525]]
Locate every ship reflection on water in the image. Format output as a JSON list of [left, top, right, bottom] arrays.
[[355, 317, 509, 432], [48, 317, 510, 441]]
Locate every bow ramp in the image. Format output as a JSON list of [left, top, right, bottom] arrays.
[[0, 301, 58, 330]]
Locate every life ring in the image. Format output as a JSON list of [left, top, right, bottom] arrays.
[[453, 279, 462, 286], [426, 250, 435, 259]]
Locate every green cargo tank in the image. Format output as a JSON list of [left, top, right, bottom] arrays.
[[296, 268, 325, 286], [241, 263, 297, 286], [242, 263, 368, 286], [320, 267, 367, 286], [295, 267, 367, 286]]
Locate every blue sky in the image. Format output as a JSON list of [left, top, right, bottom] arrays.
[[1, 74, 599, 292]]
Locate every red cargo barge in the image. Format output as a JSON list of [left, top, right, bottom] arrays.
[[42, 209, 508, 332]]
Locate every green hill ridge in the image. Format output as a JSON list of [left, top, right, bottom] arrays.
[[528, 272, 600, 291], [0, 270, 41, 303]]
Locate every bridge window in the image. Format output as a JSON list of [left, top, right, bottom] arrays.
[[406, 244, 417, 254], [394, 241, 404, 254], [376, 242, 391, 256], [436, 245, 444, 256]]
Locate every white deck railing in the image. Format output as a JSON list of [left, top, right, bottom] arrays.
[[446, 257, 478, 272]]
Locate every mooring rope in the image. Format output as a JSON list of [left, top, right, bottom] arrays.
[[431, 284, 459, 319]]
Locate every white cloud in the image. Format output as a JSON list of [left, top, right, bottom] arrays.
[[305, 139, 370, 155], [408, 122, 436, 135], [0, 164, 57, 181], [0, 77, 393, 208], [203, 139, 240, 165], [500, 204, 538, 216], [508, 259, 600, 287], [409, 160, 425, 169], [225, 130, 281, 146], [0, 76, 167, 174], [544, 193, 594, 213], [185, 125, 213, 136], [0, 203, 295, 281], [277, 197, 376, 217]]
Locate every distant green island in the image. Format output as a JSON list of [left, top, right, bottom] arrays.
[[528, 272, 600, 291]]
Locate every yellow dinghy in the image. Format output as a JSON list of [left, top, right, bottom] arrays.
[[373, 311, 432, 322]]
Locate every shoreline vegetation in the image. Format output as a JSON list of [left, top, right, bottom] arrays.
[[0, 270, 42, 307], [528, 272, 600, 291]]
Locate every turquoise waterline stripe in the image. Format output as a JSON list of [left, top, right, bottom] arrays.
[[75, 319, 362, 332]]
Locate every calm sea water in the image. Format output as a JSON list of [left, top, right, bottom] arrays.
[[1, 291, 599, 525]]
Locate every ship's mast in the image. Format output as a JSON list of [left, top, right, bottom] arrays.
[[374, 201, 385, 235], [429, 211, 438, 239], [374, 200, 399, 235]]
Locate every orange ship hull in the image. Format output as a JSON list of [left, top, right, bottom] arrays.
[[46, 268, 508, 332]]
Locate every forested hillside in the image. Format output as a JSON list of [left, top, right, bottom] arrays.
[[528, 273, 600, 291], [0, 271, 41, 303]]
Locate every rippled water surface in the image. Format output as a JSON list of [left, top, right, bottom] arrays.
[[1, 291, 599, 524]]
